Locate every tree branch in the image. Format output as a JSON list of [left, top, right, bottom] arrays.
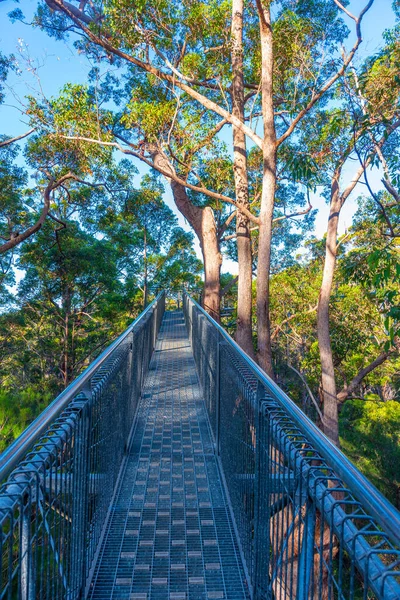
[[222, 201, 313, 240], [45, 0, 264, 149], [272, 201, 313, 224], [337, 351, 391, 403], [218, 210, 237, 240], [271, 304, 318, 341], [0, 172, 77, 254], [220, 276, 238, 297], [0, 128, 35, 148], [382, 177, 400, 204], [332, 0, 357, 22], [276, 0, 375, 147], [286, 364, 325, 423]]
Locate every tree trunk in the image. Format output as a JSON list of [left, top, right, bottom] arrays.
[[171, 181, 222, 320], [255, 1, 276, 378], [64, 312, 69, 388], [62, 289, 72, 388], [150, 147, 222, 320], [317, 174, 341, 445], [231, 0, 255, 358]]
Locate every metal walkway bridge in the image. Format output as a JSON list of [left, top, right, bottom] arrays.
[[0, 293, 399, 600]]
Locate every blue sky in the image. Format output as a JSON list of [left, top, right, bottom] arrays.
[[0, 0, 396, 274]]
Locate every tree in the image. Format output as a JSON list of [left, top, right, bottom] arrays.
[[151, 228, 203, 294], [308, 38, 400, 442], [267, 240, 399, 501], [29, 0, 374, 372], [15, 222, 123, 387], [96, 172, 203, 307], [231, 0, 254, 356], [0, 142, 27, 295]]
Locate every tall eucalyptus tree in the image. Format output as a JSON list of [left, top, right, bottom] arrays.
[[29, 0, 375, 373]]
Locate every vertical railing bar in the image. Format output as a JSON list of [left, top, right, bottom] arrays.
[[296, 497, 316, 600], [253, 382, 264, 599], [215, 338, 221, 455], [20, 491, 34, 600]]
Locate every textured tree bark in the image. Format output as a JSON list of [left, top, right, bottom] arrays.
[[317, 173, 341, 445], [170, 181, 222, 321], [317, 133, 388, 443], [255, 1, 276, 378], [149, 146, 222, 319], [231, 0, 255, 358]]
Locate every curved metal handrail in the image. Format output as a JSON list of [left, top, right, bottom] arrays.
[[184, 292, 400, 548], [0, 291, 165, 482]]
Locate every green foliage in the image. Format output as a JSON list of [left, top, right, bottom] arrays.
[[0, 51, 15, 105], [0, 0, 396, 517], [26, 83, 114, 177], [341, 196, 400, 351], [123, 98, 176, 142], [0, 167, 202, 399], [0, 387, 53, 453], [359, 37, 400, 121], [340, 400, 400, 507], [269, 229, 399, 425]]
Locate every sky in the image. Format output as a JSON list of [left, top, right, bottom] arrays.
[[0, 0, 396, 275]]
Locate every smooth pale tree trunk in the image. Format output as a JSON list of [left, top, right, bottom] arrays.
[[317, 175, 341, 445], [150, 148, 222, 320], [255, 1, 276, 378], [231, 0, 255, 358], [317, 158, 367, 444]]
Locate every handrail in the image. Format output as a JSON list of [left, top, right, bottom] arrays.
[[184, 292, 400, 548], [0, 292, 164, 482]]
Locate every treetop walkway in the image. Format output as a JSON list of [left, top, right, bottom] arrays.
[[0, 292, 399, 599]]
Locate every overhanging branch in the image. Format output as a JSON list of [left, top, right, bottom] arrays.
[[58, 133, 261, 224]]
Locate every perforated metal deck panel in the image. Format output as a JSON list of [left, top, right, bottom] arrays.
[[87, 311, 250, 600]]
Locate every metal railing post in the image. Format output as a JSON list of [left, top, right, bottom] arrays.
[[215, 338, 221, 455], [127, 331, 134, 403], [296, 497, 316, 600], [253, 382, 268, 599], [152, 304, 157, 351], [70, 397, 91, 598], [21, 494, 35, 600]]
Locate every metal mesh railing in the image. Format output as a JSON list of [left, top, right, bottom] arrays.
[[0, 292, 165, 600], [183, 292, 400, 600]]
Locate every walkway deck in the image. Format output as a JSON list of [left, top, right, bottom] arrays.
[[87, 311, 250, 600]]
